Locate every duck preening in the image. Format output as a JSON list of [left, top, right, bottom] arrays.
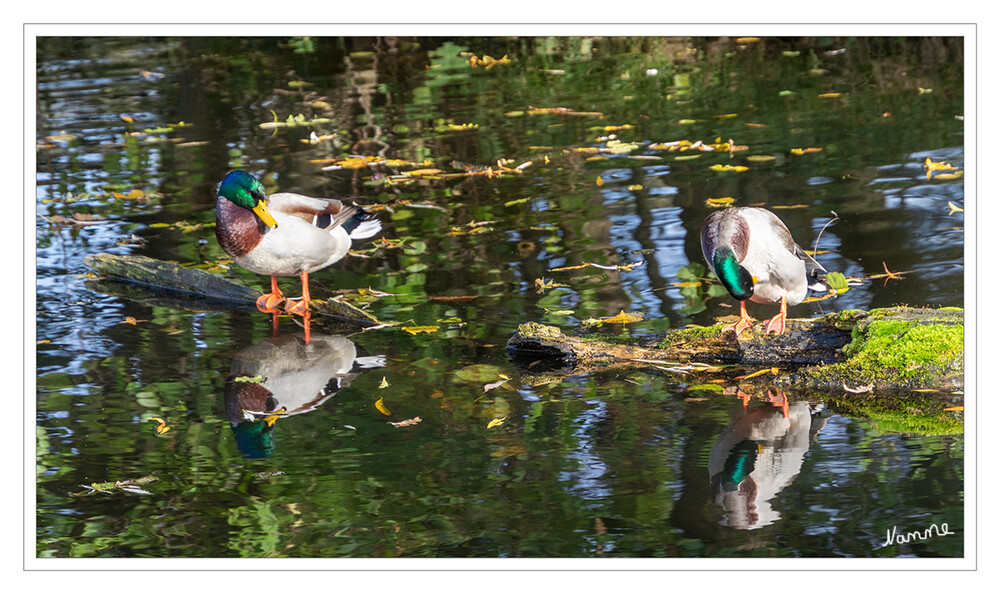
[[700, 207, 828, 336]]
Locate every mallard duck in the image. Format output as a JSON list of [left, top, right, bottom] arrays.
[[215, 170, 381, 316], [700, 207, 826, 335]]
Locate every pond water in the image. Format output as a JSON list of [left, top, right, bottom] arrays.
[[34, 35, 966, 560]]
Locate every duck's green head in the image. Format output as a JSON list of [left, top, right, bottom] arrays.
[[713, 247, 754, 301], [218, 170, 278, 228]]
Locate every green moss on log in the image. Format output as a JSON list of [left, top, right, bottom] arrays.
[[803, 307, 963, 390]]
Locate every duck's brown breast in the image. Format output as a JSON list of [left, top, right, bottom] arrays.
[[216, 198, 268, 259]]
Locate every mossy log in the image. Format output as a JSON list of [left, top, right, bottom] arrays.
[[82, 253, 379, 327], [507, 307, 964, 392]]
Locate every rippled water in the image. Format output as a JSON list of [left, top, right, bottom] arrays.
[[34, 35, 965, 560]]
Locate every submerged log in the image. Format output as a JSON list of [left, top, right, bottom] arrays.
[[82, 253, 379, 327], [507, 307, 964, 391]]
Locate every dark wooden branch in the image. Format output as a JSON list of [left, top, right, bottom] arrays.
[[507, 307, 964, 392], [82, 253, 379, 327]]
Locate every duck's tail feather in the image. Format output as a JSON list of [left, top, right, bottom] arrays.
[[316, 202, 382, 240], [807, 270, 831, 294], [344, 211, 382, 240]]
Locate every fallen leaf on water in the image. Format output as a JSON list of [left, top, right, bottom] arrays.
[[378, 376, 390, 389], [483, 378, 509, 393], [583, 310, 644, 328], [709, 164, 748, 172], [487, 418, 507, 429], [390, 416, 422, 427], [923, 157, 958, 180], [825, 271, 849, 294], [735, 368, 779, 380], [402, 325, 440, 335], [943, 406, 963, 412], [790, 147, 823, 155], [705, 196, 735, 207], [534, 278, 569, 294], [148, 417, 170, 435], [918, 87, 933, 95], [374, 398, 391, 416], [818, 92, 844, 98], [119, 316, 148, 325]]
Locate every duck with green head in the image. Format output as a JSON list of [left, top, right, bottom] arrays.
[[700, 206, 827, 336], [215, 170, 381, 316]]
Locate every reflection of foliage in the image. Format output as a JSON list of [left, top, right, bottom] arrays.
[[37, 35, 965, 558], [675, 262, 729, 315]]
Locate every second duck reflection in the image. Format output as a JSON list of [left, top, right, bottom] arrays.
[[223, 329, 385, 458], [709, 390, 828, 530]]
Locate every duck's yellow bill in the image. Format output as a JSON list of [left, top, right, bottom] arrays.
[[253, 201, 278, 228]]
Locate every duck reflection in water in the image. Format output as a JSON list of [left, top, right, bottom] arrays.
[[224, 331, 385, 458], [708, 390, 827, 530]]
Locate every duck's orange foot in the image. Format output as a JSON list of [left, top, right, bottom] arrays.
[[722, 301, 755, 337], [256, 291, 285, 313], [722, 315, 754, 336], [284, 297, 311, 317], [764, 314, 786, 335]]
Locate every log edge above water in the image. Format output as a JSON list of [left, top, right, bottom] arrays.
[[507, 307, 964, 391], [82, 252, 379, 326]]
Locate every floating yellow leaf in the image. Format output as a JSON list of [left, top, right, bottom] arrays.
[[947, 201, 964, 215], [735, 37, 760, 44], [487, 418, 507, 429], [379, 376, 390, 389], [790, 147, 823, 155], [943, 406, 963, 412], [923, 157, 958, 180], [772, 204, 808, 209], [402, 325, 440, 335], [374, 398, 391, 416], [709, 164, 748, 172], [818, 92, 844, 98], [672, 281, 702, 288], [534, 278, 569, 293], [403, 168, 445, 177], [596, 176, 605, 186], [587, 310, 644, 327], [735, 368, 779, 380], [390, 416, 422, 427], [918, 87, 933, 95], [148, 417, 170, 435], [705, 196, 735, 207], [746, 154, 776, 163]]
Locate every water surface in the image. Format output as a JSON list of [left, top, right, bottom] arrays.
[[35, 35, 965, 559]]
